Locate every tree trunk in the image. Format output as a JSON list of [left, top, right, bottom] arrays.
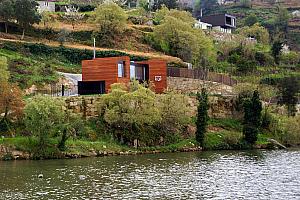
[[5, 23, 8, 34], [21, 28, 25, 40]]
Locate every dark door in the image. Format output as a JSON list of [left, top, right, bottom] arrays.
[[78, 81, 105, 95]]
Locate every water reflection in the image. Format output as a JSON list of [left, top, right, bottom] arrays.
[[0, 149, 299, 199]]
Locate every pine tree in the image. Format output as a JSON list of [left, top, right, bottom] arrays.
[[196, 88, 209, 147], [243, 90, 262, 145]]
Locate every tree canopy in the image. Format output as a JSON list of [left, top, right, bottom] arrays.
[[93, 2, 128, 46], [152, 14, 216, 67], [14, 0, 41, 39]]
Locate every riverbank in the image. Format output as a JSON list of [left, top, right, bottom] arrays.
[[0, 137, 201, 161], [0, 134, 287, 161]]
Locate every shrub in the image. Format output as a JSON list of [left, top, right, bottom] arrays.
[[279, 51, 300, 67], [98, 82, 161, 146], [281, 116, 300, 146], [157, 91, 190, 134], [24, 96, 65, 149], [255, 51, 274, 66], [98, 82, 191, 146]]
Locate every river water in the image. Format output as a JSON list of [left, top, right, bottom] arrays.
[[0, 149, 299, 200]]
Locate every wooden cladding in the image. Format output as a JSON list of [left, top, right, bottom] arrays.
[[82, 56, 167, 93]]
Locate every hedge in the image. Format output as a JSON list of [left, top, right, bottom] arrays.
[[0, 41, 148, 64]]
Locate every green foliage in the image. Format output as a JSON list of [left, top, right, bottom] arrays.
[[1, 41, 147, 65], [209, 118, 243, 132], [97, 82, 190, 146], [278, 76, 300, 117], [240, 0, 252, 8], [271, 40, 283, 64], [153, 5, 169, 25], [242, 90, 262, 145], [14, 0, 41, 39], [255, 51, 274, 66], [151, 15, 216, 67], [153, 7, 195, 25], [153, 0, 178, 10], [0, 56, 10, 82], [280, 115, 300, 146], [244, 14, 258, 27], [98, 83, 161, 144], [279, 51, 300, 67], [138, 0, 149, 11], [196, 88, 209, 146], [93, 2, 127, 47], [57, 29, 70, 45], [237, 23, 270, 44], [24, 96, 65, 149], [127, 8, 148, 25], [0, 0, 14, 33], [157, 91, 190, 133], [204, 131, 244, 150]]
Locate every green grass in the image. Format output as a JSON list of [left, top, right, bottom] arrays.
[[0, 48, 81, 89], [209, 118, 243, 131], [204, 130, 245, 150]]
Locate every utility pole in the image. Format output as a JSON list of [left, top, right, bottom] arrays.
[[93, 37, 96, 59]]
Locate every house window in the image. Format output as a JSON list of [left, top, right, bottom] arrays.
[[118, 61, 125, 78]]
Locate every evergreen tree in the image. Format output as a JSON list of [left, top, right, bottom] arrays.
[[0, 0, 15, 33], [243, 90, 262, 145], [14, 0, 41, 40], [278, 76, 300, 117], [271, 40, 283, 64], [196, 88, 209, 147]]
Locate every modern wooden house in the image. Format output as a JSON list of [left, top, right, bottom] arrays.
[[81, 56, 167, 94]]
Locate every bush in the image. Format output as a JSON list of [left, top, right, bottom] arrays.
[[279, 51, 300, 67], [255, 51, 274, 66], [97, 82, 191, 146], [24, 96, 65, 150], [281, 116, 300, 146]]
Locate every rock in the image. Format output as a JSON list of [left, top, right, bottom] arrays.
[[79, 175, 86, 180], [38, 174, 43, 178]]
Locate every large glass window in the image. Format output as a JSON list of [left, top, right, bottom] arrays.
[[118, 61, 125, 78]]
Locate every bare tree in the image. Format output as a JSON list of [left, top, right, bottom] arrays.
[[63, 6, 85, 29]]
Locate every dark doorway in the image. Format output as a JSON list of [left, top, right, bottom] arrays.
[[78, 81, 105, 95], [135, 64, 149, 83]]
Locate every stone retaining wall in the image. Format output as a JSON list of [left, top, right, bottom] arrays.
[[64, 95, 240, 119], [167, 77, 234, 96]]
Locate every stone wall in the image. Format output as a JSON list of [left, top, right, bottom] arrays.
[[64, 95, 240, 119], [167, 77, 234, 96]]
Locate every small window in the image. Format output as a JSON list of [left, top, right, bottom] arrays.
[[118, 61, 125, 78]]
